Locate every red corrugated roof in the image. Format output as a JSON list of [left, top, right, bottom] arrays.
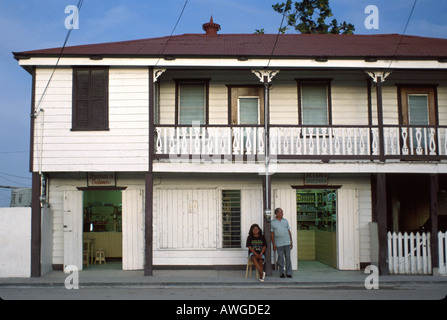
[[13, 33, 447, 59]]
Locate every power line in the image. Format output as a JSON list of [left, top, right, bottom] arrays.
[[154, 0, 189, 67], [266, 9, 287, 68], [0, 171, 31, 180], [388, 0, 418, 69], [33, 0, 85, 116]]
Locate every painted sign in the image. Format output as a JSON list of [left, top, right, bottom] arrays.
[[87, 173, 116, 187]]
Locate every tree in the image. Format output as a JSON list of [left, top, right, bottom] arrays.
[[272, 0, 355, 34]]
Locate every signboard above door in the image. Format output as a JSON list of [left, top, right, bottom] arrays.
[[87, 173, 116, 187], [304, 173, 328, 185]]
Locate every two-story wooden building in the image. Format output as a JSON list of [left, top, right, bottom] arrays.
[[14, 19, 447, 276]]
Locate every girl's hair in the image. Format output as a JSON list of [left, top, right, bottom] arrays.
[[248, 224, 263, 236]]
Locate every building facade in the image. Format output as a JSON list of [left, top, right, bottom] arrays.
[[14, 19, 447, 276]]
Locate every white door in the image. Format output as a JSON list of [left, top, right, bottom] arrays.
[[122, 189, 145, 270], [337, 188, 360, 270], [63, 190, 83, 271], [273, 188, 298, 270]]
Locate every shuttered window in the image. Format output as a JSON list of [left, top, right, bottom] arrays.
[[222, 190, 241, 248], [299, 81, 331, 125], [72, 68, 108, 130]]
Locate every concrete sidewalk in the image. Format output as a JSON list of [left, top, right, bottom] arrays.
[[1, 261, 446, 288]]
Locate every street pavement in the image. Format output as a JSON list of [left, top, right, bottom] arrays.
[[1, 260, 446, 290]]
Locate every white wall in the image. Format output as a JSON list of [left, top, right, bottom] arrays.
[[33, 67, 149, 172], [0, 208, 31, 277]]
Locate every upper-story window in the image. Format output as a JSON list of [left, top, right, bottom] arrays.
[[297, 80, 332, 125], [72, 67, 109, 131], [175, 79, 209, 125]]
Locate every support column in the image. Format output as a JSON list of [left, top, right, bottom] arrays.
[[252, 69, 279, 277], [144, 67, 157, 276], [31, 172, 41, 277], [262, 175, 272, 276], [144, 172, 153, 276], [430, 173, 439, 273], [375, 173, 389, 275]]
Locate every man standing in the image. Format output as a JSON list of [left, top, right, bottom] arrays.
[[270, 208, 293, 278]]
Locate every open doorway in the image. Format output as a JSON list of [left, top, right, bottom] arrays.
[[296, 189, 337, 268], [82, 190, 122, 269]]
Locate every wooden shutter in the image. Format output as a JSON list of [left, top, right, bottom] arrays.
[[63, 191, 83, 271], [273, 188, 298, 270], [72, 68, 108, 130], [122, 190, 145, 270], [337, 188, 360, 270]]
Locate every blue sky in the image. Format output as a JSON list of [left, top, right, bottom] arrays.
[[0, 0, 446, 206]]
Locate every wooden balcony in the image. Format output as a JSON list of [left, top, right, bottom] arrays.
[[154, 124, 447, 162]]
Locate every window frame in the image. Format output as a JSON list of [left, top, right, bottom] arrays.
[[296, 79, 332, 126], [72, 67, 109, 131], [174, 78, 210, 125], [397, 85, 438, 126], [221, 189, 242, 249]]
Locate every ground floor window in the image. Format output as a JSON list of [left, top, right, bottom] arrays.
[[222, 190, 241, 248]]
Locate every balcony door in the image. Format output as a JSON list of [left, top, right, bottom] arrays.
[[229, 86, 264, 125], [399, 87, 436, 126], [399, 86, 437, 154]]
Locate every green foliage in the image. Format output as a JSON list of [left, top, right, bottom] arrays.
[[272, 0, 355, 34]]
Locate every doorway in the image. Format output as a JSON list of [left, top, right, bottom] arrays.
[[82, 190, 123, 269], [399, 86, 437, 153], [296, 189, 337, 268], [229, 86, 264, 125]]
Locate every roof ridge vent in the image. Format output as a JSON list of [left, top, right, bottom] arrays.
[[202, 16, 220, 36]]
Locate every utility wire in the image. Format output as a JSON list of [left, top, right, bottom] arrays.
[[388, 0, 418, 69], [266, 10, 287, 68], [0, 171, 31, 180], [154, 0, 189, 67], [33, 0, 85, 116]]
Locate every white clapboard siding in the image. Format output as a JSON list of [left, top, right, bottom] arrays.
[[337, 188, 360, 270], [63, 190, 83, 271], [33, 67, 149, 172], [122, 189, 145, 270], [157, 189, 218, 250], [273, 188, 298, 270]]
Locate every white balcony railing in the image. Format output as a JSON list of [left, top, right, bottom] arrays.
[[154, 125, 447, 160]]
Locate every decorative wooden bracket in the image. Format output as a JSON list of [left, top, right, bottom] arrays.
[[252, 69, 280, 83], [366, 70, 392, 83], [154, 69, 166, 82]]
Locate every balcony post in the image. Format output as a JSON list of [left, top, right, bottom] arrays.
[[366, 71, 391, 161]]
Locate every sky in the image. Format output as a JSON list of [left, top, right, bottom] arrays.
[[0, 0, 446, 206]]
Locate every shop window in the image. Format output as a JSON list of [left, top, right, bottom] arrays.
[[222, 190, 241, 248]]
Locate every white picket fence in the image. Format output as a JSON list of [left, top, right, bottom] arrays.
[[439, 231, 447, 275], [387, 231, 432, 275]]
